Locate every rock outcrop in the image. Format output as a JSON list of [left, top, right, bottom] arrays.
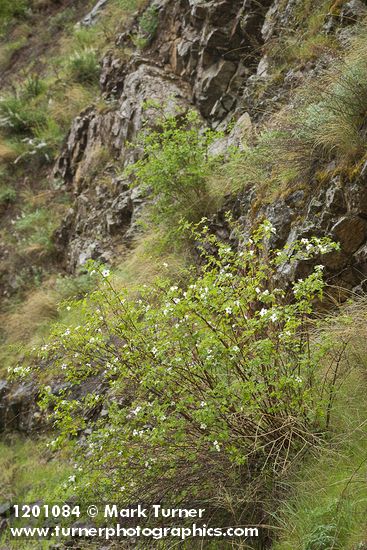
[[54, 0, 273, 270], [0, 380, 40, 433], [52, 0, 367, 294]]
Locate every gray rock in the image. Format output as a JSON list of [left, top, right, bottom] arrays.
[[52, 0, 281, 271], [325, 181, 347, 214], [81, 0, 109, 27], [341, 0, 367, 23]]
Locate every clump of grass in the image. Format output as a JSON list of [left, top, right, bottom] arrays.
[[3, 287, 58, 343], [14, 207, 59, 255], [0, 36, 27, 69], [49, 6, 76, 33], [218, 20, 367, 204], [0, 184, 16, 206], [274, 377, 367, 549], [66, 48, 101, 85], [0, 139, 17, 162], [0, 75, 65, 164], [0, 436, 73, 511], [55, 272, 95, 301], [132, 4, 159, 48], [273, 299, 367, 549], [0, 94, 48, 137], [0, 0, 30, 32], [267, 0, 335, 68], [0, 71, 84, 164], [297, 54, 367, 163]]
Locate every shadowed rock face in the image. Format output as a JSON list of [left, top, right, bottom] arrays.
[[52, 0, 367, 292], [0, 380, 41, 434], [53, 61, 194, 270], [53, 0, 273, 271], [149, 0, 273, 120]]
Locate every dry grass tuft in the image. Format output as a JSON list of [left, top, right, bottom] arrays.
[[3, 288, 58, 343], [0, 140, 17, 162]]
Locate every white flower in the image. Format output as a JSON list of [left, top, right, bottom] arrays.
[[151, 347, 158, 355], [173, 298, 180, 304], [200, 401, 207, 408], [170, 286, 178, 292], [255, 287, 261, 294], [264, 221, 276, 234], [225, 307, 232, 315], [68, 475, 76, 483], [200, 423, 207, 430], [270, 313, 278, 322], [163, 262, 168, 268], [213, 440, 221, 452], [259, 308, 268, 317], [101, 269, 110, 278], [262, 290, 270, 296], [66, 306, 71, 311]]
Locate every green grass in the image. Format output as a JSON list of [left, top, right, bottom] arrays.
[[0, 436, 73, 549], [213, 18, 367, 207], [0, 184, 16, 206], [274, 361, 367, 548], [0, 0, 29, 33], [66, 48, 100, 85], [15, 208, 58, 254], [0, 436, 72, 503], [267, 0, 336, 68]]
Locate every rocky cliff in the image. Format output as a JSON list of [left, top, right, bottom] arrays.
[[53, 0, 367, 293], [3, 0, 367, 432], [1, 2, 367, 548]]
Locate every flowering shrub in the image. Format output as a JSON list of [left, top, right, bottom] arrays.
[[19, 221, 339, 522]]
